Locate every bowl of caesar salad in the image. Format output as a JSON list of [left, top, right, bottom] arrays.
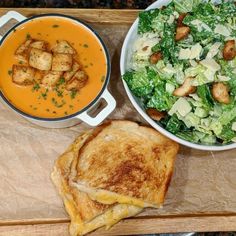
[[120, 0, 236, 150]]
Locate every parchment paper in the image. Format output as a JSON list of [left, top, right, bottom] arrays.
[[1, 23, 236, 222]]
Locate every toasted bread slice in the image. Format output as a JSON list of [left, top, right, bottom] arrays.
[[71, 120, 179, 208], [12, 65, 35, 85], [52, 53, 73, 71], [64, 61, 80, 81], [66, 71, 88, 91], [41, 71, 63, 87], [51, 130, 142, 236], [15, 39, 33, 64], [29, 48, 53, 71], [30, 40, 48, 51], [51, 40, 76, 54]]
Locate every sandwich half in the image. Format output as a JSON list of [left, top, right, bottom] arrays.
[[51, 129, 142, 236], [71, 120, 179, 208]]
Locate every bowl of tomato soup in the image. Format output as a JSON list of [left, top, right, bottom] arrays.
[[0, 11, 116, 128]]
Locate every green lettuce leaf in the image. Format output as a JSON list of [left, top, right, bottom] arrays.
[[123, 69, 154, 97], [138, 9, 160, 34], [197, 84, 214, 110]]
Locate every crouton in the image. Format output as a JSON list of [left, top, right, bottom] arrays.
[[173, 77, 196, 97], [41, 71, 63, 87], [12, 65, 35, 85], [177, 13, 187, 27], [15, 39, 33, 64], [149, 52, 162, 64], [66, 70, 88, 91], [63, 61, 80, 81], [146, 108, 166, 121], [175, 26, 190, 41], [34, 69, 47, 83], [29, 48, 53, 71], [15, 39, 33, 55], [223, 40, 236, 61], [52, 53, 73, 71], [212, 82, 230, 104], [30, 40, 48, 51], [51, 40, 76, 54]]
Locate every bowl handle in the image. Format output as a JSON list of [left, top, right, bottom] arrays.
[[76, 89, 116, 126], [0, 11, 26, 40]]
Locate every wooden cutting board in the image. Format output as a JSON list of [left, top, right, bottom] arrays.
[[0, 8, 236, 236]]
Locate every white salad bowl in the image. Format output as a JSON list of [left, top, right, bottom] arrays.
[[120, 0, 236, 151]]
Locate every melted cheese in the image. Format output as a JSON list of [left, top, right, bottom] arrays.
[[72, 182, 157, 208]]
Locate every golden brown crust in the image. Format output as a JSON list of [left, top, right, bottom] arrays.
[[212, 82, 230, 104], [51, 130, 111, 223], [173, 77, 196, 97], [175, 26, 190, 41], [177, 13, 188, 27], [223, 40, 236, 61], [149, 52, 162, 64], [74, 120, 179, 206], [146, 108, 166, 121]]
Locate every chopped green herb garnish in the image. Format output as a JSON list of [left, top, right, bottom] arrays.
[[56, 89, 63, 97], [51, 97, 66, 108], [90, 63, 93, 66], [8, 70, 12, 75], [70, 90, 77, 99], [57, 77, 65, 85], [83, 44, 89, 48], [46, 108, 50, 112], [13, 29, 16, 33], [52, 24, 59, 28], [85, 65, 88, 68], [101, 75, 105, 82], [19, 61, 23, 65], [53, 111, 57, 114], [41, 89, 48, 100], [64, 111, 68, 115], [32, 83, 40, 91], [26, 33, 31, 40], [33, 107, 38, 110], [69, 104, 74, 109]]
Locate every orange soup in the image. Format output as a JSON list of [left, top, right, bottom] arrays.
[[0, 16, 107, 118]]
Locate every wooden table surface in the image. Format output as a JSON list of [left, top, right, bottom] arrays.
[[0, 7, 236, 236]]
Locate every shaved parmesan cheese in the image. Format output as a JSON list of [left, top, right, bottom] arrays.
[[232, 137, 236, 142], [217, 75, 231, 82], [190, 43, 202, 60], [179, 48, 191, 60], [191, 19, 211, 32], [200, 59, 221, 71], [232, 122, 236, 131], [206, 42, 222, 59], [169, 97, 192, 117], [190, 60, 198, 67], [203, 69, 216, 82], [167, 15, 175, 24], [178, 43, 202, 60], [214, 24, 231, 37]]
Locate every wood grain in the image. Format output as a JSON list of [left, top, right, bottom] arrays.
[[0, 8, 139, 24], [1, 214, 236, 236], [0, 8, 235, 235]]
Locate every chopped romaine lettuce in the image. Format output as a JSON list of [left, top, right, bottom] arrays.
[[197, 85, 214, 110], [123, 69, 154, 97], [125, 0, 236, 145]]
